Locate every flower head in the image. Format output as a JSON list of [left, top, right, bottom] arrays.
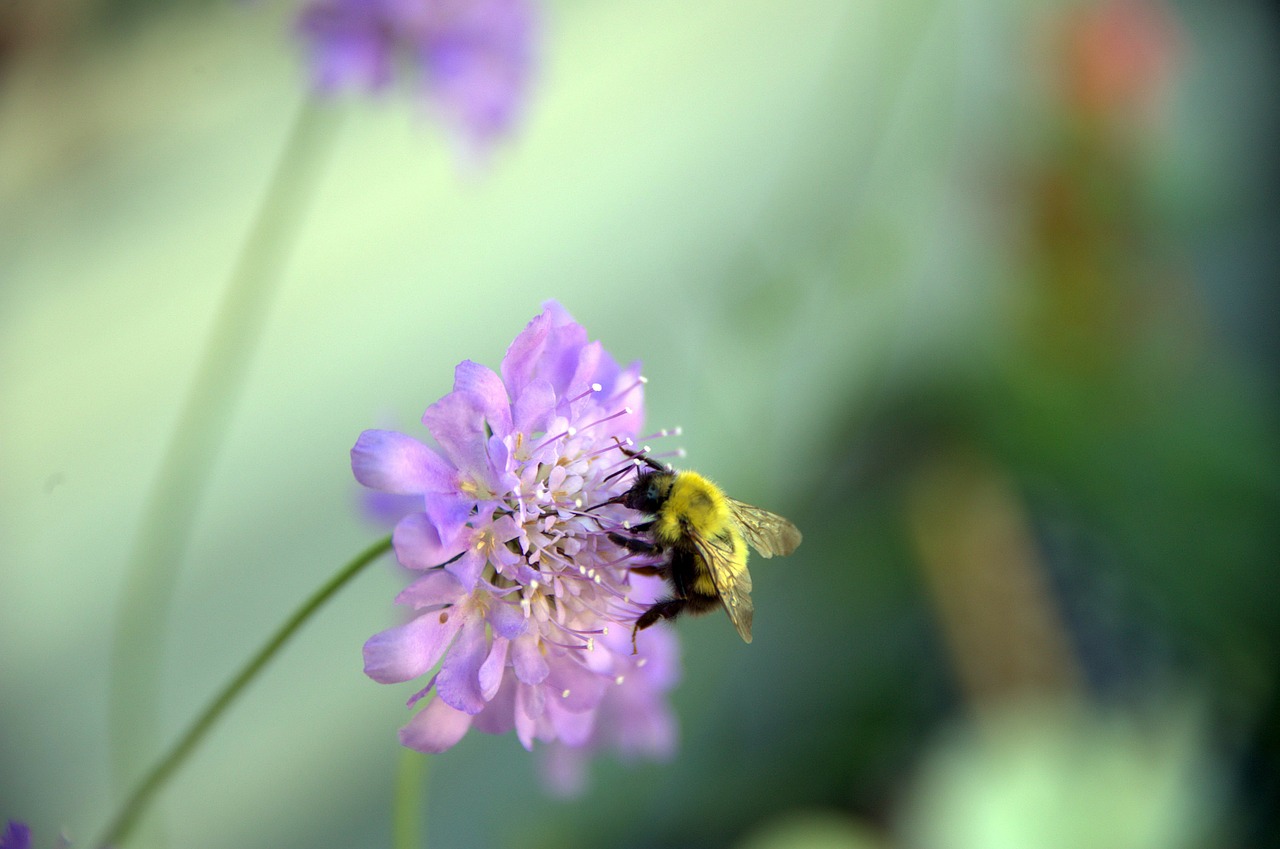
[[352, 302, 680, 774], [296, 0, 538, 153]]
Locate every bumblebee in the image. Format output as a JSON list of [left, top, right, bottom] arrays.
[[604, 452, 802, 649]]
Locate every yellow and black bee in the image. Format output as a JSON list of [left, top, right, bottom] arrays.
[[604, 450, 802, 649]]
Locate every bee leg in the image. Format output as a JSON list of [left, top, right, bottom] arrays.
[[608, 531, 660, 554], [628, 564, 667, 577], [630, 598, 687, 654]]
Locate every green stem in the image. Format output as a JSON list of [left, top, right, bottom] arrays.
[[393, 749, 428, 849], [108, 95, 340, 792], [94, 534, 392, 849]]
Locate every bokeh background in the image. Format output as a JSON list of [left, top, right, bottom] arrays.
[[2, 0, 1277, 847]]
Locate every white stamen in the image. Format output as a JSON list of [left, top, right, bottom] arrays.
[[591, 382, 602, 392], [561, 689, 571, 699], [638, 375, 649, 384], [602, 626, 610, 636], [530, 579, 540, 590], [637, 658, 648, 668], [587, 637, 595, 652], [615, 675, 625, 685]]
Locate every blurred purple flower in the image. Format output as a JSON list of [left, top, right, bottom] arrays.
[[297, 0, 538, 153], [1, 822, 70, 849], [0, 823, 27, 849], [352, 302, 681, 772]]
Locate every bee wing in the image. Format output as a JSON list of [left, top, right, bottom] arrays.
[[692, 530, 754, 644], [726, 498, 802, 558]]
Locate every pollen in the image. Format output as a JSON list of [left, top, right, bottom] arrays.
[[561, 689, 571, 699]]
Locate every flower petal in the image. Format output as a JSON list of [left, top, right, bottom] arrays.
[[512, 377, 556, 435], [436, 616, 488, 714], [394, 568, 467, 608], [405, 673, 438, 710], [399, 696, 474, 754], [352, 430, 455, 494], [422, 390, 512, 492], [444, 546, 487, 590], [479, 636, 509, 700], [393, 513, 468, 571], [472, 673, 517, 736], [511, 634, 549, 685], [452, 360, 513, 436], [540, 744, 588, 797], [547, 693, 597, 747], [501, 307, 552, 396], [546, 656, 608, 713], [424, 494, 473, 549], [363, 608, 465, 684], [487, 598, 528, 640], [514, 682, 541, 750]]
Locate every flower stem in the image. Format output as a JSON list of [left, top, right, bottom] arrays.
[[94, 534, 392, 849], [108, 94, 340, 794], [393, 749, 428, 849]]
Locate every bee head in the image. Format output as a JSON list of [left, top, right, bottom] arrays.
[[622, 470, 674, 513]]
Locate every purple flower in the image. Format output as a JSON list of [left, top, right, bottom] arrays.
[[0, 823, 27, 849], [352, 302, 682, 773], [0, 822, 70, 849], [296, 0, 538, 153]]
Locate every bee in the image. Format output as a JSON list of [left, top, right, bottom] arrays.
[[602, 449, 802, 650]]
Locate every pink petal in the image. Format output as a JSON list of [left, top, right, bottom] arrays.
[[546, 694, 597, 747], [363, 608, 465, 684], [510, 634, 548, 685], [512, 377, 556, 435], [452, 360, 513, 436], [479, 636, 509, 700], [436, 616, 488, 714], [393, 513, 467, 571], [394, 569, 467, 608], [399, 696, 474, 753], [351, 430, 454, 494]]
